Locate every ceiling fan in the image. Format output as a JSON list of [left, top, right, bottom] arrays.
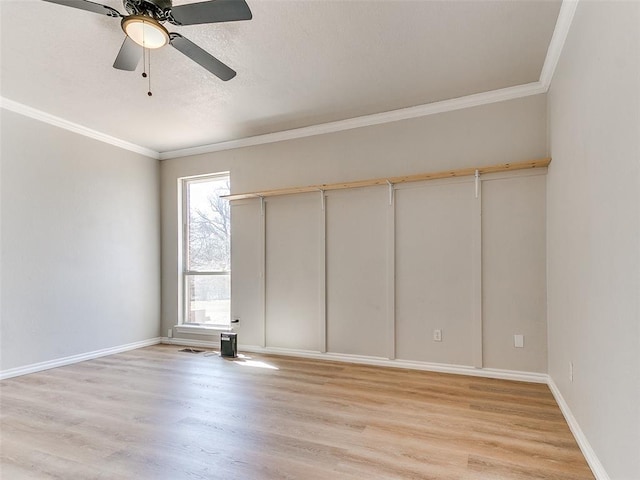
[[42, 0, 252, 82]]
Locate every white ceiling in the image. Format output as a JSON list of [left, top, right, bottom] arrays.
[[0, 0, 562, 156]]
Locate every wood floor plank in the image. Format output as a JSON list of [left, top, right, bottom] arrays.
[[0, 345, 594, 479]]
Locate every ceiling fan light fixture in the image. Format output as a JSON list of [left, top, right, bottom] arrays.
[[122, 15, 169, 49]]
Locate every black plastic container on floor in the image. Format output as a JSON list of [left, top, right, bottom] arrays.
[[220, 332, 237, 358]]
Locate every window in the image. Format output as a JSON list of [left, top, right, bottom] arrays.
[[182, 174, 230, 327]]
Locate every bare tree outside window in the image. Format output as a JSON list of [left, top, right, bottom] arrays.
[[188, 179, 230, 271], [184, 175, 231, 326]]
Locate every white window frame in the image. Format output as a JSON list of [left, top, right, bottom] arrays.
[[177, 172, 231, 332]]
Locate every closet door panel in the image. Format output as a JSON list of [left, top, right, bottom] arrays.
[[326, 187, 388, 357], [265, 194, 321, 351], [395, 180, 476, 365], [231, 200, 264, 346], [482, 174, 547, 372]]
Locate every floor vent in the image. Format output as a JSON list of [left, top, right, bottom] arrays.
[[179, 348, 205, 354]]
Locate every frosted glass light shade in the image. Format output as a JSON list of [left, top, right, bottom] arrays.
[[122, 16, 169, 49]]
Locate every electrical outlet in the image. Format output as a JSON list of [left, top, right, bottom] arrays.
[[433, 329, 442, 342], [168, 328, 173, 338], [569, 361, 574, 383], [514, 334, 524, 348]]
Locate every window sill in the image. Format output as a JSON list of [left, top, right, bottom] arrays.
[[174, 324, 233, 336]]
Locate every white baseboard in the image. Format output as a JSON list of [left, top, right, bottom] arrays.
[[242, 345, 549, 383], [547, 377, 610, 480], [159, 337, 547, 383], [0, 337, 162, 380]]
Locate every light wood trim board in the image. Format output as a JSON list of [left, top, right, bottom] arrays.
[[222, 157, 551, 201]]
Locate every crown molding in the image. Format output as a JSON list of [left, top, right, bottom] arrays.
[[1, 81, 547, 163], [540, 0, 580, 89], [159, 81, 547, 160], [0, 97, 160, 159]]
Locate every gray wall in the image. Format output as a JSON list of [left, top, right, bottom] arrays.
[[161, 94, 549, 373], [0, 109, 161, 371], [547, 1, 640, 478]]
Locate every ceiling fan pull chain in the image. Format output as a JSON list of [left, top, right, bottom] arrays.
[[147, 50, 152, 97], [137, 18, 152, 97], [142, 46, 147, 79], [141, 19, 147, 77]]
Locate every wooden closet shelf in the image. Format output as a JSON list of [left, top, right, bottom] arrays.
[[222, 157, 551, 201]]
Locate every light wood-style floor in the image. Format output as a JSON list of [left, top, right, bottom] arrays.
[[1, 345, 594, 479]]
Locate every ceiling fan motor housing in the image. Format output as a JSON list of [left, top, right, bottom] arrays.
[[123, 0, 173, 22]]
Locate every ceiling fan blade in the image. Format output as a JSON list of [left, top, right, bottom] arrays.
[[113, 36, 142, 71], [169, 33, 236, 81], [169, 0, 252, 26], [41, 0, 121, 17]]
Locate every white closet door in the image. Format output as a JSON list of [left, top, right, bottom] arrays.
[[326, 187, 388, 357], [265, 194, 322, 351], [482, 174, 547, 372], [230, 200, 264, 346], [395, 180, 476, 365]]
